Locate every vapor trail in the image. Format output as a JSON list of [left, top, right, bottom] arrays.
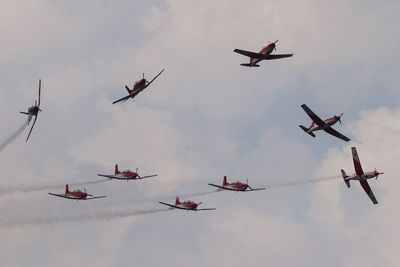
[[0, 117, 30, 152], [266, 175, 341, 188], [0, 178, 109, 197], [0, 207, 170, 229]]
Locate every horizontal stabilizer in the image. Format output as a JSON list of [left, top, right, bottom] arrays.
[[299, 125, 315, 137], [240, 63, 259, 67]]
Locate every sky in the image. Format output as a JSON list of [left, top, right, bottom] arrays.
[[0, 0, 400, 266]]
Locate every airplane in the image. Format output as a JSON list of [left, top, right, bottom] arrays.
[[97, 164, 157, 181], [48, 184, 107, 201], [341, 147, 383, 204], [233, 40, 293, 67], [208, 176, 265, 192], [299, 104, 351, 142], [159, 197, 216, 211], [20, 79, 42, 141], [112, 69, 164, 104]]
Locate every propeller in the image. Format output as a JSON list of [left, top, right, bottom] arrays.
[[268, 40, 278, 51], [84, 188, 93, 196], [246, 178, 254, 190], [136, 167, 141, 179], [374, 168, 384, 180], [197, 202, 203, 206], [335, 113, 343, 124]]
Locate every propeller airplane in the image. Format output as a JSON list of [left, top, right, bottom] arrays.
[[20, 79, 42, 141], [112, 69, 164, 104], [48, 184, 106, 201], [208, 176, 265, 192], [234, 40, 293, 67], [341, 147, 383, 204], [97, 164, 157, 181], [299, 104, 350, 142], [159, 197, 216, 211]]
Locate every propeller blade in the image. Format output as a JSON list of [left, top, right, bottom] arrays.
[[197, 202, 203, 206], [38, 79, 41, 107]]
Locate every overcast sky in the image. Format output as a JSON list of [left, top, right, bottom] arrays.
[[1, 1, 400, 266]]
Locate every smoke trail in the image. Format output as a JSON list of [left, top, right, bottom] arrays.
[[0, 117, 30, 152], [0, 178, 109, 197], [266, 175, 341, 188], [0, 207, 170, 229]]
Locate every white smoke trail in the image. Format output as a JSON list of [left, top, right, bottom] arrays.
[[0, 207, 170, 229], [0, 117, 30, 152], [0, 178, 109, 197], [266, 175, 341, 188]]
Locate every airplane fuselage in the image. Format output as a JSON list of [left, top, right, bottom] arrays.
[[223, 182, 249, 191], [307, 117, 339, 133], [344, 171, 379, 181], [249, 44, 274, 66], [66, 190, 88, 199], [115, 170, 139, 180], [176, 201, 198, 210]]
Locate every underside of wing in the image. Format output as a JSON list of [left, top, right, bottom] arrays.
[[233, 49, 263, 59], [248, 187, 266, 191], [48, 193, 75, 199], [85, 196, 107, 200], [159, 202, 179, 209], [359, 180, 378, 204], [26, 116, 38, 142], [301, 104, 325, 126], [324, 126, 351, 142], [140, 174, 157, 179], [112, 95, 131, 104], [351, 147, 364, 175], [264, 54, 293, 60], [196, 208, 216, 211], [208, 183, 228, 191], [97, 174, 124, 180], [146, 69, 165, 86]]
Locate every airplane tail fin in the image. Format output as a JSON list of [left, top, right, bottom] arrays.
[[223, 176, 228, 186], [299, 125, 316, 137], [240, 63, 259, 67], [115, 164, 120, 175], [125, 86, 132, 94], [65, 184, 69, 194], [341, 169, 350, 188], [175, 196, 180, 205]]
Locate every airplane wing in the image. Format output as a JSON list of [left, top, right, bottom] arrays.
[[208, 183, 227, 191], [159, 201, 182, 209], [323, 126, 351, 142], [265, 54, 293, 60], [26, 115, 38, 142], [112, 94, 132, 104], [48, 193, 77, 199], [196, 208, 216, 211], [140, 174, 157, 179], [85, 195, 107, 200], [146, 69, 164, 87], [247, 187, 266, 191], [359, 180, 378, 204], [97, 174, 120, 179], [233, 49, 264, 59], [301, 104, 326, 126], [351, 147, 364, 175], [48, 193, 106, 200]]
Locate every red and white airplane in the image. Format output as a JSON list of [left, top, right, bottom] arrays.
[[112, 69, 164, 104], [208, 176, 265, 192], [48, 184, 106, 201], [97, 164, 157, 181], [234, 40, 293, 67], [299, 104, 350, 142], [20, 79, 42, 141], [159, 197, 216, 211], [341, 147, 383, 204]]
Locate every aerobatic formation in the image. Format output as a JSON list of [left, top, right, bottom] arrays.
[[2, 39, 383, 226]]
